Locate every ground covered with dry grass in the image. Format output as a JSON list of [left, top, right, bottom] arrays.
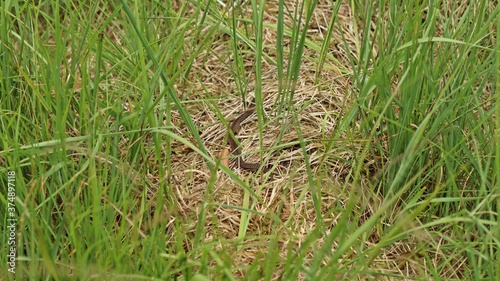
[[161, 1, 432, 279]]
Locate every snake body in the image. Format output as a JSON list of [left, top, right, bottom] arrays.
[[228, 109, 269, 172]]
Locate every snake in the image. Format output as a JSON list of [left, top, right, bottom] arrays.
[[228, 109, 270, 172]]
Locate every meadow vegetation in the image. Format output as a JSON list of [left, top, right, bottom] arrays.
[[1, 0, 499, 279]]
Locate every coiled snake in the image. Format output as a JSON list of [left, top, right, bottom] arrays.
[[228, 109, 270, 172]]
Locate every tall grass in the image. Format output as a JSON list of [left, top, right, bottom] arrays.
[[344, 0, 500, 279], [1, 0, 499, 280]]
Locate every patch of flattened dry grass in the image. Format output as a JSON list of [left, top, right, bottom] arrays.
[[119, 0, 469, 278], [135, 0, 476, 279], [162, 0, 393, 278]]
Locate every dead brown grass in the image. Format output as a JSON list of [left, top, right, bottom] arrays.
[[146, 0, 342, 276], [144, 0, 442, 279]]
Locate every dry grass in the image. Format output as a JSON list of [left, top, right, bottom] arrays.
[[146, 1, 431, 279]]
